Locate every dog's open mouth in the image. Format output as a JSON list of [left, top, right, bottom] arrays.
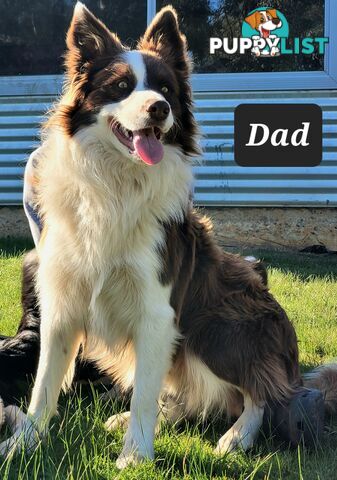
[[261, 27, 270, 38], [109, 118, 163, 165]]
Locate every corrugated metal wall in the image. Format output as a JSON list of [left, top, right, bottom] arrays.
[[0, 89, 336, 206]]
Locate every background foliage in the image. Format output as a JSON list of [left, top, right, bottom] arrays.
[[0, 0, 324, 75]]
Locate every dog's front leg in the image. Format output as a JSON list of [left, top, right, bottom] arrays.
[[0, 265, 85, 457], [116, 297, 177, 469], [28, 322, 82, 431]]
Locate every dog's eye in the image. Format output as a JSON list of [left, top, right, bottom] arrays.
[[161, 86, 169, 94], [118, 81, 128, 89]]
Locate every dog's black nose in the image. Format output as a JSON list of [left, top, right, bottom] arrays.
[[147, 101, 170, 122], [272, 18, 280, 25]]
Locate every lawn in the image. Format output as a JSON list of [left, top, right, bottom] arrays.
[[0, 240, 336, 480]]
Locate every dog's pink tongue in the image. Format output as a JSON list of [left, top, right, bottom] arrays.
[[133, 128, 163, 165]]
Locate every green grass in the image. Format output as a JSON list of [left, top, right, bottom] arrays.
[[0, 241, 336, 479]]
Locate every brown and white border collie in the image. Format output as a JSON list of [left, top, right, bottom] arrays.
[[1, 3, 336, 468]]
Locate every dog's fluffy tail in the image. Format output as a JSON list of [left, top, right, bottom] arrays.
[[304, 363, 337, 415]]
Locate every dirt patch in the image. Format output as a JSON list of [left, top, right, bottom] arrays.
[[1, 206, 336, 252], [198, 207, 337, 251]]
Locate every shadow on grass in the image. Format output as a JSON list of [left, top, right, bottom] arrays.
[[233, 247, 337, 281], [1, 235, 336, 280], [0, 238, 34, 257]]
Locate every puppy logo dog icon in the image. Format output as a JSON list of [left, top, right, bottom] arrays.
[[242, 7, 289, 57]]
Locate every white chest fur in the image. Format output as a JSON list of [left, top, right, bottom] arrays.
[[36, 127, 192, 342]]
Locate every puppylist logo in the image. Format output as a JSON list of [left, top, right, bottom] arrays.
[[242, 7, 287, 57], [210, 7, 328, 57]]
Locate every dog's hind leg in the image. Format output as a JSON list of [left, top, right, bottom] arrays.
[[214, 393, 264, 454]]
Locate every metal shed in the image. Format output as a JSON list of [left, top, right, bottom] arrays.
[[0, 79, 336, 206], [1, 0, 337, 208]]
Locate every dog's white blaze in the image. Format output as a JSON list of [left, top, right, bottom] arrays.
[[100, 88, 173, 136], [124, 50, 147, 91], [98, 49, 174, 154]]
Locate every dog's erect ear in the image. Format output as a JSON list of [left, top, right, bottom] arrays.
[[267, 8, 278, 19], [245, 12, 259, 31], [66, 2, 123, 77], [138, 6, 190, 73]]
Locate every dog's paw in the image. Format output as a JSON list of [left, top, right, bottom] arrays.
[[116, 445, 153, 470], [116, 447, 154, 469], [0, 412, 40, 458], [214, 427, 254, 455], [116, 425, 154, 470], [105, 411, 130, 432], [116, 450, 149, 469], [4, 405, 28, 432]]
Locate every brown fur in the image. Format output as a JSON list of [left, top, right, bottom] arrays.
[[252, 261, 268, 286], [160, 210, 301, 406]]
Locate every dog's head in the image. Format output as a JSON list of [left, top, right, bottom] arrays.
[[55, 2, 199, 166], [245, 9, 282, 38]]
